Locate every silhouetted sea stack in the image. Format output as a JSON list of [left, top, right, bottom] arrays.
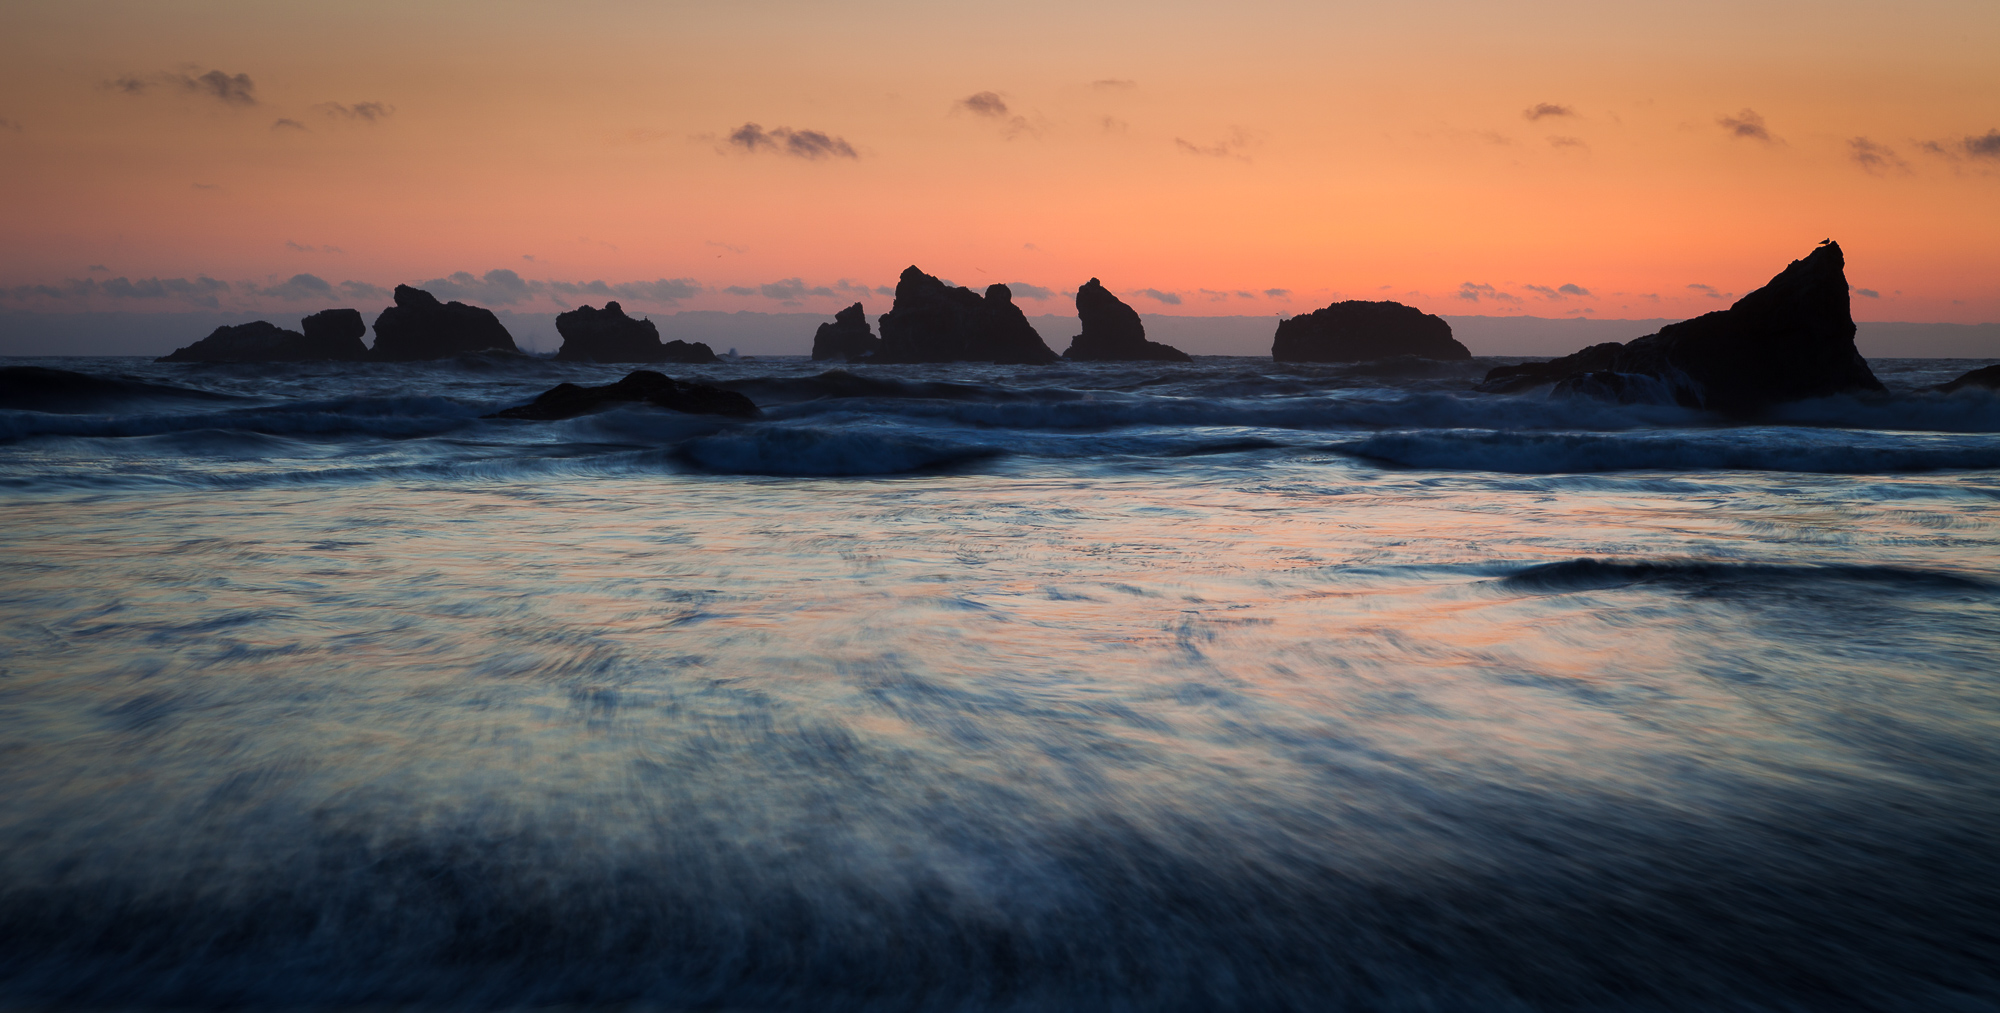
[[1936, 364, 2000, 393], [553, 301, 716, 363], [875, 267, 1060, 365], [1479, 241, 1882, 412], [1063, 279, 1191, 362], [485, 370, 757, 420], [370, 285, 519, 361], [158, 313, 369, 363], [1271, 301, 1469, 363], [811, 303, 882, 361]]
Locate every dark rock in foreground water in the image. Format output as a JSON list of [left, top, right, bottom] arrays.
[[1481, 241, 1883, 412], [553, 301, 716, 363], [158, 313, 370, 363], [1063, 279, 1191, 362], [1937, 364, 2000, 393], [371, 285, 520, 361], [811, 303, 882, 362], [1272, 300, 1469, 363], [486, 370, 758, 420], [875, 267, 1060, 364]]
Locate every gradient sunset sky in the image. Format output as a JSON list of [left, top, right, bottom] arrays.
[[2, 0, 1996, 323]]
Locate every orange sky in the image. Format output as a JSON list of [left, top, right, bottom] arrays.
[[1, 0, 1996, 324]]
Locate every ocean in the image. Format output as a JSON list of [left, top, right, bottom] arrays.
[[2, 352, 1998, 1011]]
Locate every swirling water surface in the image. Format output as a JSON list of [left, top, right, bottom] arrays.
[[2, 354, 1999, 1010]]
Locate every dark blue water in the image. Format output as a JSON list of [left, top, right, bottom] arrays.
[[2, 354, 1998, 1010]]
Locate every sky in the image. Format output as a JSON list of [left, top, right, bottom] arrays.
[[1, 0, 1996, 325]]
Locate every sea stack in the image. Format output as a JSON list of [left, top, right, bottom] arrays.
[[874, 267, 1061, 364], [1271, 301, 1469, 362], [1936, 364, 2000, 393], [1479, 241, 1883, 412], [554, 301, 716, 363], [370, 285, 519, 361], [485, 370, 758, 420], [1062, 280, 1191, 362], [811, 303, 882, 361], [158, 311, 369, 362]]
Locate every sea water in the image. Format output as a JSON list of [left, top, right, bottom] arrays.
[[2, 354, 1998, 1010]]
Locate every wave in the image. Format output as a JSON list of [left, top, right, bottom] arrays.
[[0, 395, 486, 442], [0, 366, 247, 414], [1337, 429, 2000, 473], [1498, 557, 1995, 594], [678, 424, 1003, 476]]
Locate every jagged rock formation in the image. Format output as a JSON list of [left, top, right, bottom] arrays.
[[875, 267, 1060, 364], [553, 301, 716, 363], [1477, 342, 1625, 394], [158, 313, 369, 363], [1062, 279, 1191, 362], [485, 370, 758, 420], [1480, 241, 1884, 412], [370, 285, 519, 361], [1936, 364, 2000, 393], [1271, 301, 1469, 362], [811, 303, 882, 362]]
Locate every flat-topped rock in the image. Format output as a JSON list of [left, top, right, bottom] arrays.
[[554, 301, 716, 363], [485, 369, 758, 420], [875, 267, 1060, 364], [1063, 279, 1190, 362], [370, 285, 519, 361], [158, 314, 369, 362], [811, 303, 882, 362], [1272, 301, 1469, 362]]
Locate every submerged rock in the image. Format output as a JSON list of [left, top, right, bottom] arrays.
[[1480, 241, 1883, 412], [811, 303, 882, 361], [875, 267, 1060, 364], [1063, 279, 1191, 362], [553, 301, 716, 363], [1272, 301, 1469, 363], [370, 285, 519, 361], [1936, 364, 2000, 393], [158, 313, 369, 363], [485, 369, 758, 420]]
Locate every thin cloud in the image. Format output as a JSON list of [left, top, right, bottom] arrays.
[[1523, 103, 1574, 121], [1853, 287, 1881, 298], [1175, 128, 1253, 160], [1263, 288, 1290, 298], [1966, 129, 2000, 159], [316, 101, 395, 122], [1456, 282, 1520, 304], [1546, 135, 1587, 150], [284, 241, 343, 253], [1135, 288, 1182, 305], [1091, 79, 1136, 89], [191, 183, 220, 190], [1848, 137, 1909, 175], [549, 278, 703, 304], [87, 265, 108, 272], [1687, 283, 1726, 299], [957, 92, 1009, 118], [1008, 282, 1054, 300], [1559, 283, 1590, 296], [1198, 288, 1232, 301], [726, 123, 858, 160], [113, 69, 257, 106], [1718, 108, 1774, 142], [1234, 290, 1256, 299], [418, 269, 534, 305], [272, 118, 307, 131], [6, 275, 230, 309], [0, 117, 20, 133], [248, 273, 337, 301], [340, 280, 391, 301], [722, 278, 837, 303]]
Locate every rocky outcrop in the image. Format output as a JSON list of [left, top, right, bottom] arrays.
[[484, 370, 758, 420], [1062, 279, 1191, 362], [1476, 342, 1624, 394], [1936, 364, 2000, 394], [1271, 301, 1469, 362], [1479, 241, 1884, 412], [553, 301, 716, 363], [875, 267, 1060, 364], [370, 285, 519, 361], [811, 303, 882, 362], [158, 313, 369, 363]]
